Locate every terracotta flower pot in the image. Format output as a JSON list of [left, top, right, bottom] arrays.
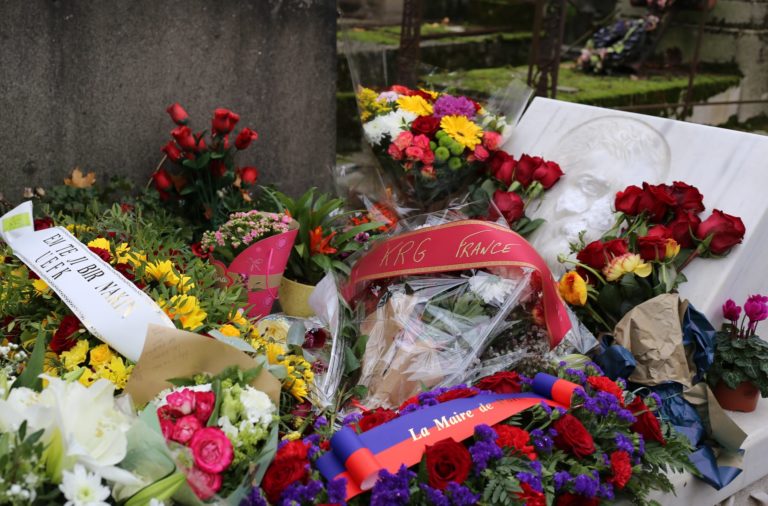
[[713, 380, 760, 412], [278, 277, 316, 317]]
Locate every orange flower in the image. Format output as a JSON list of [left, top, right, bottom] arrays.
[[559, 271, 588, 306], [309, 226, 337, 255]]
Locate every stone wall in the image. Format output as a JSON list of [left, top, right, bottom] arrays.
[[0, 0, 336, 201]]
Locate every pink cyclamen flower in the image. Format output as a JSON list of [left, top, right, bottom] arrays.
[[172, 415, 202, 444], [166, 388, 196, 416], [722, 299, 742, 324], [744, 295, 768, 324], [189, 427, 234, 474]]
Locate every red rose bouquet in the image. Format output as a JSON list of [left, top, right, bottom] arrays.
[[557, 180, 745, 333]]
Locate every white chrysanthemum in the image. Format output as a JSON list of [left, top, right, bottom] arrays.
[[154, 384, 212, 409], [363, 115, 389, 145], [239, 386, 276, 427], [363, 110, 417, 146], [59, 465, 110, 506], [468, 272, 521, 306]]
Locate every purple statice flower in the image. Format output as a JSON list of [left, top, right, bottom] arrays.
[[616, 408, 637, 424], [585, 361, 604, 376], [555, 407, 567, 418], [432, 95, 477, 120], [602, 453, 611, 467], [327, 478, 348, 505], [240, 488, 268, 506], [572, 473, 600, 498], [520, 374, 534, 387], [474, 424, 498, 442], [306, 434, 323, 459], [314, 416, 328, 429], [342, 412, 362, 426], [598, 482, 615, 500], [370, 465, 415, 506], [615, 377, 628, 390], [637, 434, 646, 457], [554, 470, 572, 491], [445, 482, 482, 506], [420, 484, 450, 506], [400, 402, 425, 415], [615, 433, 634, 454], [539, 401, 552, 416], [529, 460, 543, 474], [516, 472, 543, 493], [565, 368, 587, 385], [530, 428, 554, 453], [559, 361, 568, 367], [649, 392, 663, 409], [278, 479, 323, 506], [469, 439, 503, 474]]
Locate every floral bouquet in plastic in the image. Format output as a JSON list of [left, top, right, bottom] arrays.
[[199, 210, 299, 318], [334, 207, 596, 410]]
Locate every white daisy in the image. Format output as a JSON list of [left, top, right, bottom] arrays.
[[467, 272, 521, 306], [59, 465, 110, 506]]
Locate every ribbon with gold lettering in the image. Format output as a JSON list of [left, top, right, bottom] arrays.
[[341, 220, 572, 348], [317, 373, 580, 499]]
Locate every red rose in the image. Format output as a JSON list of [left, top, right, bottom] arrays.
[[608, 450, 632, 489], [237, 166, 259, 185], [212, 108, 240, 135], [475, 371, 522, 394], [490, 190, 524, 224], [411, 115, 441, 137], [670, 181, 705, 213], [488, 151, 516, 186], [556, 493, 600, 506], [171, 125, 197, 152], [235, 128, 258, 150], [166, 103, 189, 125], [628, 397, 665, 445], [424, 438, 472, 490], [586, 376, 624, 403], [209, 160, 227, 178], [668, 210, 701, 249], [33, 217, 54, 230], [637, 183, 675, 223], [88, 246, 111, 263], [531, 160, 563, 189], [50, 314, 81, 354], [577, 240, 608, 271], [358, 408, 398, 433], [194, 391, 216, 423], [494, 425, 536, 459], [695, 210, 746, 254], [437, 387, 478, 403], [161, 141, 183, 163], [637, 225, 673, 261], [152, 168, 174, 192], [261, 441, 309, 503], [553, 414, 595, 458], [615, 185, 644, 215], [604, 238, 629, 257], [517, 482, 546, 506], [515, 154, 543, 187]]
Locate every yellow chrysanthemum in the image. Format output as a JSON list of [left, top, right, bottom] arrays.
[[95, 356, 133, 390], [357, 87, 392, 121], [282, 431, 302, 441], [145, 260, 181, 286], [60, 340, 89, 370], [219, 324, 241, 338], [32, 278, 50, 296], [161, 295, 207, 330], [440, 115, 482, 149], [558, 271, 588, 306], [89, 344, 114, 368], [397, 95, 433, 116], [43, 352, 60, 377], [288, 378, 308, 400], [603, 253, 653, 282], [265, 342, 286, 365], [419, 88, 439, 100], [115, 243, 131, 264], [78, 367, 97, 386], [87, 238, 112, 254], [255, 319, 290, 343]]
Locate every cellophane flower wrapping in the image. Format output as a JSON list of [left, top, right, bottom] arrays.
[[325, 205, 596, 410]]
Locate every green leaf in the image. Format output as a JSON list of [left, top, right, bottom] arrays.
[[344, 345, 361, 373], [12, 329, 46, 392], [207, 379, 223, 426]]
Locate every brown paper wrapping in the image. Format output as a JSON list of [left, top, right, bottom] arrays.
[[125, 324, 281, 407]]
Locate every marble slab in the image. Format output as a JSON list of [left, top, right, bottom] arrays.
[[503, 97, 768, 326]]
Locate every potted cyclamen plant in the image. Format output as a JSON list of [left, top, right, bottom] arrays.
[[708, 295, 768, 412]]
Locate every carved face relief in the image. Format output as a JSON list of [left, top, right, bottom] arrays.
[[529, 116, 671, 272]]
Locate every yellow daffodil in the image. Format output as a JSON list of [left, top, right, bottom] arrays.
[[60, 340, 89, 370], [161, 295, 207, 330], [218, 324, 241, 338], [89, 344, 114, 368], [440, 115, 482, 149], [87, 238, 112, 253], [32, 278, 50, 296], [256, 319, 290, 343], [603, 253, 652, 282], [397, 95, 433, 116], [559, 271, 588, 306]]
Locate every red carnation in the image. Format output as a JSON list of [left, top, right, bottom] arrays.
[[424, 438, 472, 490], [166, 103, 189, 125], [235, 128, 258, 150], [517, 482, 546, 506], [586, 376, 624, 403], [553, 414, 595, 458], [608, 450, 633, 489], [212, 108, 240, 136], [695, 210, 746, 255], [411, 115, 441, 137], [628, 397, 665, 445], [475, 371, 522, 394], [437, 387, 478, 403], [49, 314, 81, 354], [494, 425, 536, 459], [556, 493, 600, 506], [261, 441, 309, 503], [358, 407, 398, 433]]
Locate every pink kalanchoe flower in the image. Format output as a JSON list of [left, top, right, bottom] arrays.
[[166, 388, 196, 416], [722, 299, 742, 324], [744, 295, 768, 324]]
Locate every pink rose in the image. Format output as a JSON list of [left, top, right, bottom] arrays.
[[473, 144, 489, 162], [405, 146, 425, 161], [189, 427, 234, 474], [393, 131, 413, 151], [166, 388, 196, 415], [187, 466, 222, 500], [421, 148, 435, 165], [172, 415, 202, 444], [194, 391, 216, 423], [413, 134, 430, 149], [159, 419, 175, 440], [483, 131, 501, 151], [387, 143, 403, 160]]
